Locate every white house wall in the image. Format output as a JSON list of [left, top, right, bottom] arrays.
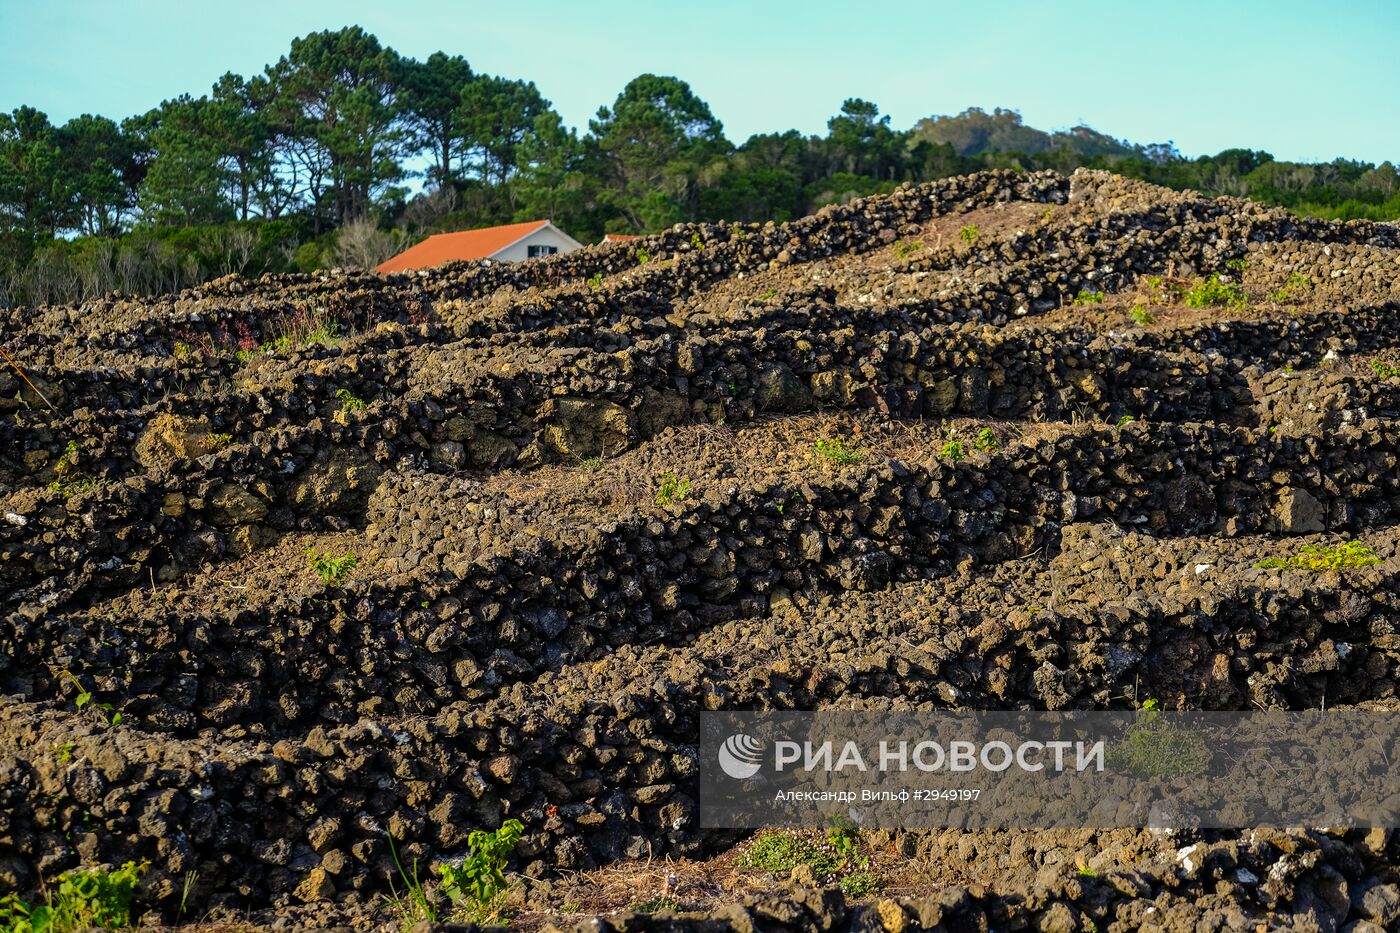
[[492, 227, 581, 262]]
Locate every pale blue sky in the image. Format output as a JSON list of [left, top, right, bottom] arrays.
[[1, 0, 1396, 164]]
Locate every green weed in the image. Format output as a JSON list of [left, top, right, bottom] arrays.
[[437, 819, 524, 923], [813, 438, 862, 466], [1269, 271, 1310, 302], [63, 671, 122, 726], [1370, 358, 1400, 379], [1254, 540, 1380, 572], [1183, 274, 1246, 309], [893, 239, 923, 260], [587, 272, 603, 290], [654, 473, 692, 506], [1073, 290, 1105, 305], [636, 248, 652, 266], [973, 427, 999, 453], [958, 224, 980, 245], [1129, 305, 1156, 326], [738, 831, 841, 876], [336, 388, 367, 412], [306, 548, 358, 585], [1107, 699, 1210, 779], [0, 860, 147, 932], [940, 440, 966, 462], [839, 872, 882, 898], [632, 896, 682, 915]]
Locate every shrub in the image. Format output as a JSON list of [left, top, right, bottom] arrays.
[[958, 224, 979, 245], [654, 473, 692, 506], [1183, 274, 1245, 309], [437, 819, 524, 921], [1254, 540, 1380, 571], [306, 548, 357, 585], [0, 861, 148, 932], [813, 438, 861, 466]]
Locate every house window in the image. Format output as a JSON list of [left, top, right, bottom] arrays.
[[528, 245, 558, 258]]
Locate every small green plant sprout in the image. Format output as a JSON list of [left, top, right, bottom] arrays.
[[384, 834, 436, 931], [1254, 540, 1380, 572], [209, 432, 233, 450], [173, 340, 194, 362], [690, 231, 704, 250], [1107, 698, 1210, 779], [575, 456, 603, 472], [973, 427, 999, 453], [1370, 358, 1400, 379], [306, 548, 357, 585], [48, 477, 96, 500], [1129, 305, 1156, 326], [757, 288, 778, 301], [636, 247, 652, 266], [0, 860, 148, 932], [826, 825, 864, 866], [62, 671, 122, 726], [892, 238, 923, 260], [336, 388, 367, 412], [52, 741, 77, 763], [813, 438, 862, 466], [1115, 414, 1136, 428], [940, 439, 966, 462], [437, 819, 524, 921], [1269, 271, 1310, 302], [1040, 206, 1054, 223], [1073, 289, 1105, 305], [56, 439, 81, 474], [1144, 274, 1164, 290], [587, 272, 603, 290], [654, 473, 693, 506], [1183, 274, 1246, 309], [958, 223, 980, 245], [1224, 257, 1249, 273]]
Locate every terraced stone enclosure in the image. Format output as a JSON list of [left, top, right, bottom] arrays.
[[3, 168, 1400, 931]]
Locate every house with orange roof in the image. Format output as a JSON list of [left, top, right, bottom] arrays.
[[375, 220, 582, 273]]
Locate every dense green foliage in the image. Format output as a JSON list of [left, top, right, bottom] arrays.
[[3, 30, 1397, 308]]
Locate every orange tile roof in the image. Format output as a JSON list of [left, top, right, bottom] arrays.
[[375, 220, 549, 273], [602, 233, 638, 242]]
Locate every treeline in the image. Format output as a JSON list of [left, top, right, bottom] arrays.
[[2, 26, 1398, 308]]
